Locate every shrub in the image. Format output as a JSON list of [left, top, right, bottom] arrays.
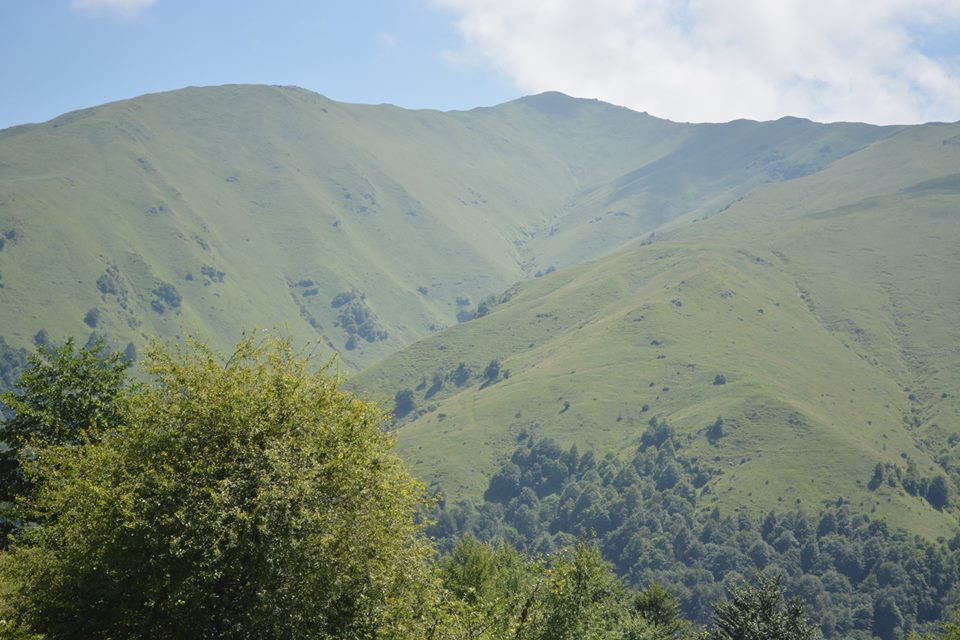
[[394, 388, 415, 419], [151, 282, 182, 313], [83, 308, 100, 329], [708, 416, 725, 444], [1, 335, 433, 638], [200, 265, 225, 283], [483, 360, 501, 383], [331, 291, 357, 308], [96, 274, 116, 295]]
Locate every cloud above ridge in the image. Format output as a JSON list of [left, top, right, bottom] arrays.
[[435, 0, 960, 124]]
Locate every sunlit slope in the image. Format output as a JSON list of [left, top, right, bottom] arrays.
[[0, 86, 664, 368], [672, 122, 960, 493], [358, 122, 960, 538], [0, 86, 891, 369]]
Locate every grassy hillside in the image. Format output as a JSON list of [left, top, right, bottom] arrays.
[[0, 86, 890, 373], [357, 121, 960, 538], [4, 83, 955, 535]]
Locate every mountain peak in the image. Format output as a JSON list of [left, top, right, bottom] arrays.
[[515, 91, 613, 116]]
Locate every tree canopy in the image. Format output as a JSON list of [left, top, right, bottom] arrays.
[[1, 334, 433, 639], [0, 337, 130, 512], [0, 334, 923, 640]]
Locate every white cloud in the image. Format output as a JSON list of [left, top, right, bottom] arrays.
[[70, 0, 157, 19], [434, 0, 960, 123]]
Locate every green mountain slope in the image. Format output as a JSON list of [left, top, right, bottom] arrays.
[[4, 83, 956, 535], [357, 122, 960, 538], [0, 86, 891, 372]]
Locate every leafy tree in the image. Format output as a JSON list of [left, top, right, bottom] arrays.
[[0, 337, 129, 505], [0, 334, 435, 639], [483, 360, 501, 383], [433, 433, 960, 637], [82, 308, 100, 329], [639, 417, 675, 452], [632, 582, 689, 639], [710, 574, 819, 640], [394, 387, 416, 419], [486, 462, 521, 502], [913, 611, 960, 640], [927, 475, 950, 510], [451, 362, 471, 387], [707, 416, 724, 444], [523, 544, 632, 640], [0, 337, 29, 395]]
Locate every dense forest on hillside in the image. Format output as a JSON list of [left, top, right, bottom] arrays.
[[430, 428, 960, 640], [0, 336, 958, 639], [0, 336, 835, 639]]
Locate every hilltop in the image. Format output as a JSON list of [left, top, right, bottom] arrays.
[[0, 85, 891, 372]]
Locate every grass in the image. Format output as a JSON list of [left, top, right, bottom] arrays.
[[0, 85, 891, 373], [359, 120, 960, 538], [3, 84, 958, 538]]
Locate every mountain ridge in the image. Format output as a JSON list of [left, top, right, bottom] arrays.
[[0, 84, 894, 370], [3, 84, 957, 537]]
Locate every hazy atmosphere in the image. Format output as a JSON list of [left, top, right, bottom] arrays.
[[2, 2, 960, 640]]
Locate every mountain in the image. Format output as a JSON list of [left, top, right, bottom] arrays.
[[3, 84, 957, 537], [0, 85, 891, 373], [357, 120, 960, 538]]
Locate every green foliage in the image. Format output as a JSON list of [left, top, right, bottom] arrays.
[[483, 360, 501, 383], [434, 540, 680, 640], [150, 281, 181, 314], [331, 291, 358, 308], [632, 582, 688, 639], [95, 273, 116, 295], [639, 416, 675, 452], [394, 387, 416, 420], [526, 544, 629, 640], [867, 461, 952, 511], [710, 574, 818, 640], [451, 362, 471, 387], [0, 338, 130, 505], [200, 265, 225, 283], [0, 340, 28, 395], [332, 291, 388, 344], [909, 612, 960, 640], [440, 537, 530, 606], [432, 432, 960, 638], [82, 308, 100, 329], [0, 334, 434, 639], [707, 416, 724, 445], [927, 476, 950, 510]]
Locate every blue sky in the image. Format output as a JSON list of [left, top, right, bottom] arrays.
[[2, 0, 959, 128], [0, 0, 517, 128]]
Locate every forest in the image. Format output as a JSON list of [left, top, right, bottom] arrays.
[[0, 335, 957, 640], [431, 428, 960, 639]]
